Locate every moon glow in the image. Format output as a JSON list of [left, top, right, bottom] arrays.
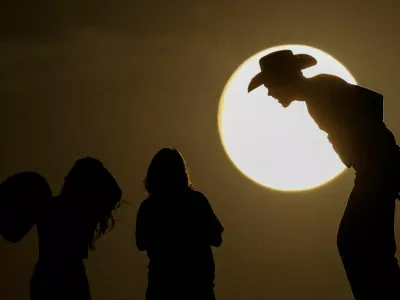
[[218, 45, 356, 191]]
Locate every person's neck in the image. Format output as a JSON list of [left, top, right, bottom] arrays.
[[291, 77, 315, 103]]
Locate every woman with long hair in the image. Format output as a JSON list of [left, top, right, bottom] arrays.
[[0, 157, 122, 300], [0, 157, 122, 299], [30, 157, 122, 300], [136, 148, 223, 300]]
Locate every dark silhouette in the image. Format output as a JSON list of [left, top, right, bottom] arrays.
[[0, 157, 122, 300], [136, 148, 223, 300], [248, 50, 400, 299], [0, 172, 52, 243]]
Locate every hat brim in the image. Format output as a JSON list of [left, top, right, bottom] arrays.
[[248, 73, 265, 93], [247, 54, 317, 93]]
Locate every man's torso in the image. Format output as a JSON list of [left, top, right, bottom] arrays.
[[305, 74, 399, 169]]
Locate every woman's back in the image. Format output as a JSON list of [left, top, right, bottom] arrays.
[[30, 157, 122, 300], [137, 148, 223, 299], [136, 189, 223, 295], [36, 196, 91, 263]]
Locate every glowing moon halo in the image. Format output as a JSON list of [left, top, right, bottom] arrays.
[[218, 45, 357, 191]]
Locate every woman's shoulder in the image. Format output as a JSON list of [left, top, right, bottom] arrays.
[[139, 196, 151, 209], [187, 190, 211, 207], [190, 189, 206, 199], [139, 189, 209, 209], [138, 195, 160, 213]]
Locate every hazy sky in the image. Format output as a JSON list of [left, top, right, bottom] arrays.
[[1, 1, 400, 299]]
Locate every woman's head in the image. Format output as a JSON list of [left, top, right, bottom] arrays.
[[61, 157, 122, 249], [144, 148, 191, 195], [62, 157, 104, 197]]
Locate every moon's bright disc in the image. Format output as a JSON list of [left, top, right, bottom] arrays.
[[218, 45, 356, 191]]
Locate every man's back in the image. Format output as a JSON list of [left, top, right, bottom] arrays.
[[305, 74, 398, 169]]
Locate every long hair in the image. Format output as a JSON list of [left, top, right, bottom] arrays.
[[144, 148, 192, 195], [61, 157, 122, 250]]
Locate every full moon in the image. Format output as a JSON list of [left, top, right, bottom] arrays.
[[218, 45, 357, 191]]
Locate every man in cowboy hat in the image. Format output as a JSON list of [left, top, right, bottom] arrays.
[[248, 49, 400, 299]]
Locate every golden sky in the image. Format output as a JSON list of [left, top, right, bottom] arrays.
[[1, 1, 400, 299]]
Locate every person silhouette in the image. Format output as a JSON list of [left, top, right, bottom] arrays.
[[0, 157, 122, 300], [136, 148, 223, 300], [248, 50, 400, 300]]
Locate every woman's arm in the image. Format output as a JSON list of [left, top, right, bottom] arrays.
[[135, 202, 148, 251], [197, 192, 224, 247]]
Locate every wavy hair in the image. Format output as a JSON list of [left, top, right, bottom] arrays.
[[144, 148, 192, 195], [61, 157, 122, 250]]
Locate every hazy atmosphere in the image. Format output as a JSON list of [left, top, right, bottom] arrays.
[[1, 1, 400, 299]]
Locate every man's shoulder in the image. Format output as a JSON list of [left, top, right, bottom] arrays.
[[310, 74, 382, 98], [309, 74, 349, 90], [350, 84, 383, 101]]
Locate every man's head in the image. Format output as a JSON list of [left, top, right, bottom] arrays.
[[248, 50, 317, 107]]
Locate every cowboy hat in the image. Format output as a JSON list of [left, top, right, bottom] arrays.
[[248, 49, 317, 92]]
